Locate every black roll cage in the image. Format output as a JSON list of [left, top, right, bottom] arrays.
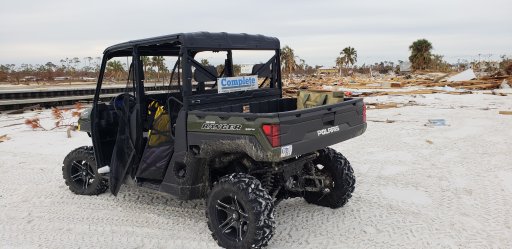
[[93, 32, 283, 111]]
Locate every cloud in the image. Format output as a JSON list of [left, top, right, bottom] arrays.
[[1, 0, 511, 66]]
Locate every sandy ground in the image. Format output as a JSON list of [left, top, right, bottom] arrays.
[[0, 93, 511, 248]]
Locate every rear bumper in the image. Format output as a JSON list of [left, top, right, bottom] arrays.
[[187, 122, 366, 163]]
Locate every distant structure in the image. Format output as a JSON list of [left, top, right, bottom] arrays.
[[80, 77, 97, 82], [54, 76, 71, 81], [399, 62, 412, 74], [317, 66, 337, 74], [22, 76, 37, 82]]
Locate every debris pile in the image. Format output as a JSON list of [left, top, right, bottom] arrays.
[[283, 69, 512, 98]]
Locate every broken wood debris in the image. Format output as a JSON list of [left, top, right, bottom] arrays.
[[367, 119, 396, 123], [283, 74, 512, 97], [0, 134, 10, 143], [367, 102, 399, 109], [365, 100, 419, 109]]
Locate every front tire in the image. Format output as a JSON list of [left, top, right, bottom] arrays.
[[206, 173, 275, 249], [304, 148, 356, 208], [62, 146, 108, 195]]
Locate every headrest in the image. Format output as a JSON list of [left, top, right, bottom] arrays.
[[251, 63, 271, 77], [194, 65, 218, 82]]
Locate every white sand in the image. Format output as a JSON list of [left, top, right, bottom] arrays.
[[1, 93, 511, 248]]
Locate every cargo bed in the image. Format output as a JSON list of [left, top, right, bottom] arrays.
[[187, 97, 366, 161]]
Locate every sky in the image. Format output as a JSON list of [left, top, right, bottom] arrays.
[[0, 0, 511, 67]]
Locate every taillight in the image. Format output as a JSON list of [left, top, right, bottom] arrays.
[[262, 124, 280, 147], [362, 103, 367, 123]]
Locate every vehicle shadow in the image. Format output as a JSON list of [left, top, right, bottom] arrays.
[[107, 185, 364, 247]]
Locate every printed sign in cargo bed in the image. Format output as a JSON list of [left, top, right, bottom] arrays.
[[218, 75, 258, 93]]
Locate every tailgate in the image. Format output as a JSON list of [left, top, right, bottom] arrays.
[[277, 98, 366, 158]]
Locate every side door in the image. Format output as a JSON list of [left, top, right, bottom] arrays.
[[108, 51, 144, 195]]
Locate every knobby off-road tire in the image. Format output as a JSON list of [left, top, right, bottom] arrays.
[[206, 173, 275, 249], [62, 146, 108, 195], [304, 147, 356, 208]]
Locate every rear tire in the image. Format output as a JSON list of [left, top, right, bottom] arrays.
[[206, 173, 275, 249], [62, 146, 108, 195], [304, 148, 355, 208]]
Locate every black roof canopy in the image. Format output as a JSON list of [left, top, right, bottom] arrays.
[[103, 32, 280, 58]]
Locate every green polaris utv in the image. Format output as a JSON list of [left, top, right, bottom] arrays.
[[63, 32, 366, 249]]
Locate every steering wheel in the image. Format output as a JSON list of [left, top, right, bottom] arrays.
[[112, 93, 136, 111]]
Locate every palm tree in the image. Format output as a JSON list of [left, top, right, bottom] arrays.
[[339, 47, 357, 75], [216, 64, 225, 76], [83, 57, 93, 67], [59, 58, 68, 74], [106, 60, 125, 81], [94, 57, 102, 73], [151, 56, 166, 82], [280, 45, 297, 79], [335, 56, 344, 75], [409, 39, 433, 70], [298, 58, 307, 74], [72, 57, 80, 78], [0, 65, 8, 81], [141, 56, 151, 79], [200, 58, 210, 66], [44, 62, 57, 80]]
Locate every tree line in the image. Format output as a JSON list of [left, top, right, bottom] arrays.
[[280, 39, 512, 78], [0, 56, 173, 84], [0, 57, 102, 84], [2, 40, 511, 84]]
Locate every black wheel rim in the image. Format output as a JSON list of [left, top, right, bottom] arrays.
[[70, 160, 95, 190], [214, 194, 249, 242]]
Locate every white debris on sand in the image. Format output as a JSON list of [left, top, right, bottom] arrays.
[[1, 92, 512, 248], [446, 69, 476, 82]]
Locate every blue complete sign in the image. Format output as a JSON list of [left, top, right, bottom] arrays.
[[218, 75, 258, 93]]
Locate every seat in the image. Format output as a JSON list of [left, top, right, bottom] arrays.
[[136, 101, 174, 181]]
